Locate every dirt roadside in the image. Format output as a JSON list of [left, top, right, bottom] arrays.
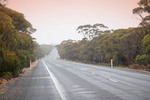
[[59, 57, 150, 73], [0, 60, 39, 95]]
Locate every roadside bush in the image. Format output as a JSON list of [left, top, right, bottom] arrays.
[[7, 52, 21, 76], [17, 50, 30, 68], [136, 34, 150, 66], [31, 54, 36, 62], [2, 72, 13, 80], [0, 48, 5, 73], [135, 54, 149, 65]]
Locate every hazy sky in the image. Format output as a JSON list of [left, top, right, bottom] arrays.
[[7, 0, 140, 44]]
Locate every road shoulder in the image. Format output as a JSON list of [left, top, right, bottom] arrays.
[[0, 60, 38, 99]]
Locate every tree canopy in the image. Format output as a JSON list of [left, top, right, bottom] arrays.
[[58, 0, 150, 70], [0, 3, 46, 78], [76, 23, 109, 40], [133, 0, 150, 30]]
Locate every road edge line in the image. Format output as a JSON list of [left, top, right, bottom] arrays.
[[42, 60, 67, 100]]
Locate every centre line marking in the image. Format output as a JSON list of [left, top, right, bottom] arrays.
[[108, 78, 118, 82], [42, 60, 67, 100], [105, 76, 118, 82]]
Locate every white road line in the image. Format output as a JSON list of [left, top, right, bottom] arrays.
[[104, 76, 118, 82], [42, 60, 67, 100], [108, 78, 118, 82]]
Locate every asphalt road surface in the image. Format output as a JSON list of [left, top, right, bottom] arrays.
[[12, 48, 150, 100]]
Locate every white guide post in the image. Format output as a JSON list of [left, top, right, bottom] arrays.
[[111, 59, 113, 68]]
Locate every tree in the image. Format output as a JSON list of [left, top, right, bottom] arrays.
[[6, 8, 36, 34], [58, 26, 146, 66], [0, 3, 45, 77], [76, 23, 108, 40], [133, 0, 150, 66], [133, 0, 150, 34], [136, 34, 150, 65], [0, 0, 8, 6]]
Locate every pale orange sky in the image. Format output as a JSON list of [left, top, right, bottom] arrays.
[[7, 0, 140, 44]]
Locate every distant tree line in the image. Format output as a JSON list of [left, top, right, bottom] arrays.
[[0, 3, 52, 79], [58, 0, 150, 70]]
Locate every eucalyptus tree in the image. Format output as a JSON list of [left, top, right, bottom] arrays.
[[0, 3, 44, 77], [133, 0, 150, 34], [76, 23, 108, 40], [133, 0, 150, 66], [0, 0, 8, 6]]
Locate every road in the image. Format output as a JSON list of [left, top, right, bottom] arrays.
[[12, 48, 150, 100]]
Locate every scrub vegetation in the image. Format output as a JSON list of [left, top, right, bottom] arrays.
[[58, 0, 150, 71], [0, 3, 52, 79]]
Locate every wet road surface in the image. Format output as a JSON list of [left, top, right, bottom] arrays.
[[4, 48, 150, 100]]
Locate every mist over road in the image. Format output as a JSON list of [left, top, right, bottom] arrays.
[[16, 48, 150, 100]]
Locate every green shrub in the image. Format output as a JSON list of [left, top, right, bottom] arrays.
[[7, 55, 21, 75], [143, 34, 150, 54], [135, 54, 149, 65], [3, 72, 13, 80], [0, 51, 21, 77], [31, 54, 36, 62], [17, 50, 30, 68]]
